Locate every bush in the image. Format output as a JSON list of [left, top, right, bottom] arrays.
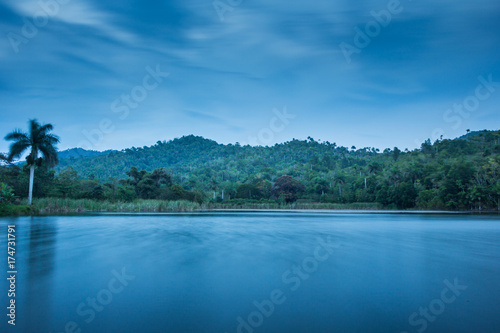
[[0, 202, 32, 216], [0, 183, 15, 203]]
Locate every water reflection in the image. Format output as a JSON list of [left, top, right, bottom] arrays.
[[28, 218, 57, 276], [25, 218, 57, 332]]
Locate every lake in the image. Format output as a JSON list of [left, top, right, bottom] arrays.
[[1, 212, 500, 333]]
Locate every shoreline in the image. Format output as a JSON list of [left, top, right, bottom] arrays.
[[2, 207, 499, 217], [1, 198, 499, 217], [206, 209, 498, 214]]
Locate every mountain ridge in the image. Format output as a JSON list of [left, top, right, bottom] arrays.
[[55, 130, 500, 181]]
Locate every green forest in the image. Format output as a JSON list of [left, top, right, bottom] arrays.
[[1, 129, 500, 214]]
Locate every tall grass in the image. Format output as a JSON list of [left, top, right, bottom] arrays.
[[2, 198, 384, 216], [32, 198, 201, 214], [207, 200, 383, 210]]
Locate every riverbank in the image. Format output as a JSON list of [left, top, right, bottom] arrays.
[[1, 198, 498, 216], [1, 198, 380, 216]]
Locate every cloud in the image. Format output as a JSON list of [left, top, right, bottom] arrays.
[[0, 0, 499, 153], [5, 0, 137, 44]]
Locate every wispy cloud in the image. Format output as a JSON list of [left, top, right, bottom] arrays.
[[0, 0, 499, 151]]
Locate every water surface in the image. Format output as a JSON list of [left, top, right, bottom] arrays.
[[1, 212, 499, 333]]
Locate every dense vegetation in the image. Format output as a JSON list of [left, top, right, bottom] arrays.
[[1, 130, 499, 213]]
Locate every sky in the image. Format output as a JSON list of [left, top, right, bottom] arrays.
[[0, 0, 499, 154]]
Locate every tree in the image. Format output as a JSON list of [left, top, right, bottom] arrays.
[[170, 184, 187, 200], [421, 139, 434, 156], [79, 179, 104, 200], [393, 181, 417, 209], [236, 183, 262, 199], [273, 175, 305, 203], [117, 185, 136, 202], [440, 161, 474, 209], [136, 174, 159, 199], [334, 174, 346, 198], [5, 119, 59, 204], [368, 162, 382, 175], [393, 147, 401, 161], [152, 168, 173, 187], [55, 167, 79, 198], [0, 183, 15, 203], [311, 177, 329, 196]]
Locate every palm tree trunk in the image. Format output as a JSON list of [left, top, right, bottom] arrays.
[[28, 164, 35, 205]]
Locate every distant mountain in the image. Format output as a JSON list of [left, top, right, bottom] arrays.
[[55, 131, 500, 183], [459, 129, 499, 141], [58, 148, 116, 160], [56, 135, 223, 179]]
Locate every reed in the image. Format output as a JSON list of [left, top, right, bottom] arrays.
[[30, 198, 201, 214], [1, 198, 383, 216]]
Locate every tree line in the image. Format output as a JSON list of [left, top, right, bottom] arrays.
[[1, 120, 499, 211]]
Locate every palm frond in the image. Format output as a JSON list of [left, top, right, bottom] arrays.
[[39, 143, 59, 166], [39, 123, 54, 133], [7, 141, 30, 161], [5, 119, 59, 165], [5, 129, 29, 142], [40, 133, 60, 145]]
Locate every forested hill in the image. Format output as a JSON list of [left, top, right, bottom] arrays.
[[50, 130, 500, 210], [57, 130, 500, 180], [58, 148, 116, 159]]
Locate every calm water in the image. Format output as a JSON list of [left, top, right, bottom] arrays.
[[1, 212, 500, 333]]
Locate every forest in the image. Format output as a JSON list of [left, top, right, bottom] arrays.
[[1, 129, 499, 213]]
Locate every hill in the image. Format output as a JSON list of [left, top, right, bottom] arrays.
[[2, 130, 499, 210], [56, 131, 500, 178], [58, 148, 117, 160]]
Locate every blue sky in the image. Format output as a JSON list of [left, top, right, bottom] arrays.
[[1, 0, 499, 154]]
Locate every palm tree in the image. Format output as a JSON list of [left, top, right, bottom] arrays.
[[5, 119, 59, 204], [334, 174, 346, 197]]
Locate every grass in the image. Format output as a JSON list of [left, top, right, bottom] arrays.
[[0, 202, 33, 216], [208, 200, 383, 210], [0, 198, 383, 216], [29, 198, 202, 215]]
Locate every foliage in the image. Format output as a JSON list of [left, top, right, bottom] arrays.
[[2, 130, 500, 211], [5, 119, 59, 167], [0, 203, 32, 216], [30, 198, 201, 214], [0, 183, 15, 203], [4, 119, 59, 204], [273, 175, 305, 203]]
